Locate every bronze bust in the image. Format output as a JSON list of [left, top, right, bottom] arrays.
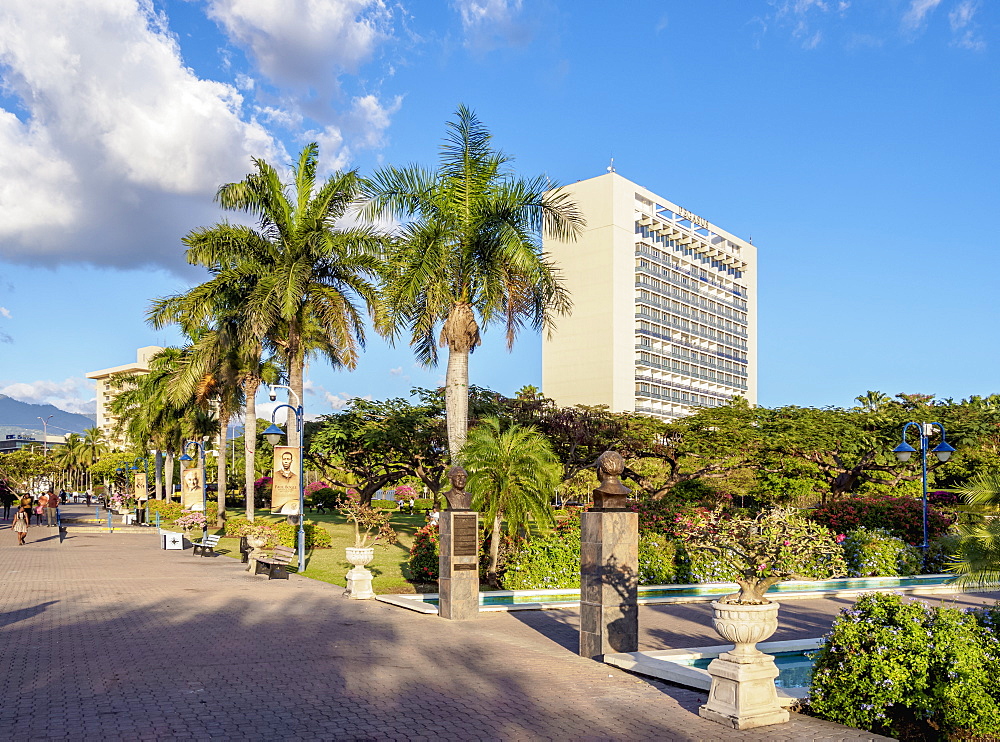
[[592, 451, 630, 510], [443, 465, 472, 510]]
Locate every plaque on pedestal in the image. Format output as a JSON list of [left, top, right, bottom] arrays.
[[438, 466, 479, 620]]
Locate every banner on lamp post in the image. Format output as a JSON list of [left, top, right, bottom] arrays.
[[181, 466, 204, 511], [271, 446, 300, 515], [133, 472, 148, 501]]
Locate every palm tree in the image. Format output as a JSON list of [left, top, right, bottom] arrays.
[[82, 427, 106, 491], [363, 105, 583, 461], [949, 471, 1000, 586], [179, 143, 383, 449], [463, 417, 561, 585], [150, 295, 285, 521]]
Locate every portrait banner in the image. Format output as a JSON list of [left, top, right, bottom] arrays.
[[271, 446, 300, 515], [133, 472, 148, 501], [181, 466, 205, 511]]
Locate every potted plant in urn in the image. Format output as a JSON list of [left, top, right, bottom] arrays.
[[679, 507, 847, 729], [339, 492, 398, 599]]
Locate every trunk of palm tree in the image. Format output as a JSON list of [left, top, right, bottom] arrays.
[[164, 452, 175, 502], [217, 412, 228, 525], [153, 451, 163, 500], [442, 302, 480, 463], [244, 377, 259, 522], [488, 511, 502, 586], [287, 339, 303, 449]]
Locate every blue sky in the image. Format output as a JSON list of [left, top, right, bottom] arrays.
[[0, 0, 997, 423]]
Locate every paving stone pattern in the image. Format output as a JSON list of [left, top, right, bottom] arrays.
[[0, 505, 939, 740]]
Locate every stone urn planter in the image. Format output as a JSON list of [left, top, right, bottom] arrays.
[[699, 600, 789, 730], [344, 546, 376, 600]]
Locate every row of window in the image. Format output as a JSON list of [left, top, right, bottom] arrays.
[[637, 352, 748, 390], [637, 327, 749, 365], [636, 246, 749, 315], [635, 382, 733, 408], [635, 224, 744, 280], [638, 345, 747, 376], [636, 261, 748, 314], [636, 297, 747, 338], [638, 313, 748, 354]]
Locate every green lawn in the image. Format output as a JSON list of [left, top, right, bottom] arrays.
[[200, 509, 436, 594]]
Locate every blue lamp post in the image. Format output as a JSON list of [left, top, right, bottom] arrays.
[[179, 439, 208, 542], [892, 422, 956, 549], [262, 384, 305, 573]]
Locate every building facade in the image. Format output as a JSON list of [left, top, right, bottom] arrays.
[[85, 346, 163, 447], [542, 172, 756, 421]]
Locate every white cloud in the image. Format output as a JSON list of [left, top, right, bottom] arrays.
[[0, 306, 10, 319], [454, 0, 531, 51], [1, 377, 96, 415], [948, 1, 985, 50], [205, 0, 393, 97], [0, 0, 282, 269], [389, 367, 403, 376], [902, 0, 944, 31]]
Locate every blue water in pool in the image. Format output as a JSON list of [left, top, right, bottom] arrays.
[[418, 574, 952, 607], [683, 650, 816, 688]]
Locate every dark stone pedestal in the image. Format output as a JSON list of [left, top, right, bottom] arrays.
[[438, 510, 479, 620], [579, 510, 638, 659]]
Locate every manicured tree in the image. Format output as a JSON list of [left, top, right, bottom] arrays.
[[363, 105, 583, 461], [180, 143, 382, 450], [462, 417, 560, 585]]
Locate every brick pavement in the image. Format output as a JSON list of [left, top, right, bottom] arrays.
[[0, 507, 927, 740]]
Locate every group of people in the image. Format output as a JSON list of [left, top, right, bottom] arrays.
[[1, 487, 62, 546]]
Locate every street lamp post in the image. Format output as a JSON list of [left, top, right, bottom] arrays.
[[262, 384, 306, 573], [180, 439, 209, 542], [37, 415, 53, 455], [892, 422, 956, 550]]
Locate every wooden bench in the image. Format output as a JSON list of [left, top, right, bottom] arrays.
[[191, 534, 221, 556], [252, 545, 296, 579]]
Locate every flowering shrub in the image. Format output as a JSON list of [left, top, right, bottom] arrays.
[[110, 493, 136, 511], [632, 500, 711, 539], [924, 533, 963, 574], [841, 527, 922, 577], [407, 523, 440, 582], [304, 481, 331, 497], [809, 592, 1000, 739], [638, 534, 681, 585], [146, 500, 184, 523], [174, 510, 207, 532], [928, 490, 963, 507], [679, 508, 847, 603], [503, 521, 580, 590], [395, 484, 418, 500], [810, 496, 955, 546]]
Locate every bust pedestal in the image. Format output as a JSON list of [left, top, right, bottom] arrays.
[[438, 509, 479, 620], [579, 509, 638, 659]]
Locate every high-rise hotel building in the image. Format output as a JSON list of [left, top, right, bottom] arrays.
[[542, 172, 756, 420]]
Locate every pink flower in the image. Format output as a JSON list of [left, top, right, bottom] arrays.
[[835, 533, 846, 544], [782, 540, 792, 546]]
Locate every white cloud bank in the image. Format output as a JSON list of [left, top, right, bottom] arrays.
[[0, 0, 281, 269], [0, 377, 96, 416]]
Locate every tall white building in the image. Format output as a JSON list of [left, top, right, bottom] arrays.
[[542, 172, 756, 420], [86, 346, 163, 447]]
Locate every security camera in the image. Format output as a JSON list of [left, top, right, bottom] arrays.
[[269, 390, 277, 402]]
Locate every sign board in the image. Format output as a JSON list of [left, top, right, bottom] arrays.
[[452, 514, 478, 557], [270, 446, 300, 515], [133, 472, 148, 501], [180, 466, 204, 511]]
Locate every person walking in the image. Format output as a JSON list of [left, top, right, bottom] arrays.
[[0, 481, 15, 521], [46, 490, 59, 527], [12, 505, 29, 545], [19, 492, 32, 515], [33, 497, 45, 525]]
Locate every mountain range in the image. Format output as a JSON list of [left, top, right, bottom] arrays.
[[0, 394, 97, 439]]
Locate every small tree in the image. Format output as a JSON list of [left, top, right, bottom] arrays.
[[679, 507, 847, 604], [339, 492, 398, 549]]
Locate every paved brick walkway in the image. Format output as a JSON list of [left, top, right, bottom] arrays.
[[0, 507, 955, 740]]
